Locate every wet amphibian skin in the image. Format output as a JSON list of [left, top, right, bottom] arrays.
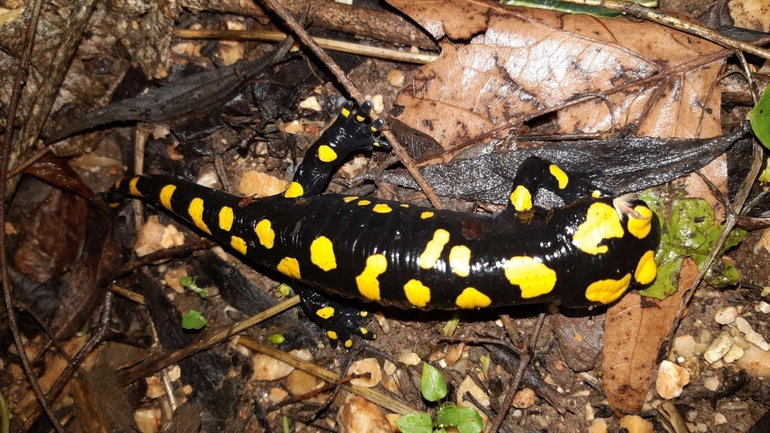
[[108, 101, 660, 348]]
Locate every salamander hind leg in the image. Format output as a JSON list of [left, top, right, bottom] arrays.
[[294, 285, 376, 349], [506, 156, 612, 213], [286, 101, 389, 198]]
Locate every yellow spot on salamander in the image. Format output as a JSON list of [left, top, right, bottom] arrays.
[[356, 254, 387, 301], [129, 177, 142, 196], [510, 185, 532, 211], [549, 164, 569, 189], [113, 179, 122, 190], [277, 257, 301, 279], [219, 206, 234, 231], [400, 204, 409, 208], [343, 196, 358, 203], [591, 190, 602, 198], [419, 229, 450, 269], [373, 204, 392, 213], [327, 330, 338, 340], [159, 185, 176, 210], [344, 339, 353, 348], [420, 211, 434, 219], [503, 256, 557, 298], [316, 306, 334, 319], [318, 144, 337, 163], [634, 250, 657, 285], [284, 181, 304, 198], [356, 115, 365, 122], [255, 219, 275, 249], [455, 287, 491, 309], [628, 205, 653, 239], [341, 107, 351, 117], [230, 236, 247, 254], [572, 202, 624, 255], [585, 273, 632, 304], [449, 245, 471, 277], [358, 200, 371, 206], [403, 279, 431, 307], [310, 236, 337, 271], [188, 198, 211, 235]]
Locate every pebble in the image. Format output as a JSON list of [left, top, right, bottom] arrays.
[[383, 359, 396, 376], [347, 358, 382, 387], [397, 351, 421, 366], [134, 408, 161, 433], [587, 418, 608, 433], [387, 69, 405, 87], [702, 375, 720, 391], [238, 171, 288, 198], [134, 216, 185, 257], [268, 387, 288, 404], [673, 335, 697, 358], [619, 415, 652, 433], [757, 301, 770, 314], [736, 345, 770, 377], [735, 317, 769, 350], [714, 413, 727, 425], [286, 369, 323, 396], [299, 96, 322, 112], [337, 394, 393, 433], [723, 344, 745, 363], [457, 375, 490, 408], [656, 360, 690, 399], [704, 332, 733, 364], [512, 388, 536, 408], [714, 306, 738, 324]]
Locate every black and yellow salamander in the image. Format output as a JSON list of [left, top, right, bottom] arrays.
[[108, 101, 660, 348]]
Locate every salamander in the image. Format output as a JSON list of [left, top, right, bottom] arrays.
[[108, 101, 660, 348]]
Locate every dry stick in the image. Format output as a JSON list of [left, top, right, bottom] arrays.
[[120, 296, 301, 384], [258, 0, 443, 209], [175, 29, 437, 64], [557, 0, 770, 61], [19, 293, 115, 432], [0, 0, 66, 431], [487, 312, 548, 433]]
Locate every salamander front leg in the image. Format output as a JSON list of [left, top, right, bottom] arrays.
[[285, 101, 389, 199], [506, 156, 613, 213], [294, 285, 376, 349]]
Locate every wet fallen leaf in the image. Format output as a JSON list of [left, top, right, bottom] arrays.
[[389, 0, 725, 155]]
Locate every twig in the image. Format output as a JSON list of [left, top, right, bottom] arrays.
[[1, 0, 66, 431], [119, 295, 301, 384], [556, 0, 770, 61], [175, 29, 437, 64], [258, 0, 444, 209], [486, 312, 547, 433]]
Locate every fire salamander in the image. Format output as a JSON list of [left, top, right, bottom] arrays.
[[108, 101, 660, 348]]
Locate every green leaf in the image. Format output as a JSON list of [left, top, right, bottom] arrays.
[[749, 88, 770, 149], [500, 0, 657, 18], [637, 191, 746, 299], [759, 158, 770, 183], [180, 275, 208, 297], [420, 363, 448, 402], [394, 413, 433, 433], [181, 310, 209, 329], [436, 405, 483, 433]]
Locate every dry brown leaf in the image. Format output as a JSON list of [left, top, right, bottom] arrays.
[[602, 259, 696, 413], [389, 0, 727, 152]]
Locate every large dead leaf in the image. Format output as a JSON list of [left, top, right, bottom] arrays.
[[389, 0, 727, 151]]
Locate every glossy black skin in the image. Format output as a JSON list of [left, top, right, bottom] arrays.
[[108, 102, 660, 346]]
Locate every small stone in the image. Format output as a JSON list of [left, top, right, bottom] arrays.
[[398, 351, 421, 366], [134, 216, 184, 257], [164, 267, 187, 293], [145, 376, 165, 399], [736, 345, 770, 377], [371, 95, 384, 113], [238, 171, 288, 198], [387, 69, 405, 87], [445, 342, 465, 366], [512, 388, 536, 408], [757, 301, 770, 314], [735, 317, 770, 350], [704, 332, 733, 364], [251, 353, 295, 381], [587, 418, 608, 433], [703, 375, 720, 391], [284, 120, 303, 135], [134, 408, 162, 433], [347, 358, 382, 387], [673, 335, 697, 358], [457, 375, 490, 408], [714, 306, 738, 325], [619, 415, 653, 433], [299, 96, 322, 112], [337, 394, 392, 433], [656, 360, 690, 399], [268, 387, 288, 404], [383, 359, 396, 376], [286, 369, 323, 396], [714, 413, 727, 425], [723, 344, 745, 363]]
